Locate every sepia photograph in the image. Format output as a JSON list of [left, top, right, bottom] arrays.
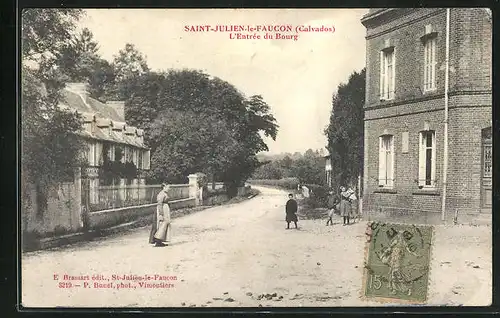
[[20, 8, 492, 308]]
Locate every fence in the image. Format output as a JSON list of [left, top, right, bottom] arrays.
[[168, 184, 191, 200], [83, 183, 194, 212], [84, 184, 161, 212]]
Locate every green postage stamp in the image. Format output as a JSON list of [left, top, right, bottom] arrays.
[[363, 222, 434, 303]]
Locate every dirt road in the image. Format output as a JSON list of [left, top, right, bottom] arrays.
[[21, 186, 491, 308]]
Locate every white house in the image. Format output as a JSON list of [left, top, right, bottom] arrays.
[[60, 82, 151, 205]]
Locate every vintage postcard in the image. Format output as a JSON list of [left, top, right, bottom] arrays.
[[20, 8, 492, 308]]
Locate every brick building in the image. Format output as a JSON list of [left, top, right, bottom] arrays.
[[360, 8, 492, 224]]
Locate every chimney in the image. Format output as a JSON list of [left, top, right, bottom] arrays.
[[66, 82, 89, 99], [106, 101, 125, 121]]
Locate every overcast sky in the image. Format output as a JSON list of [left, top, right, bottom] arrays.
[[79, 9, 368, 155]]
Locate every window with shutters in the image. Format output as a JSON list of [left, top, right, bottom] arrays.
[[418, 131, 436, 187], [378, 135, 395, 187], [423, 36, 437, 92], [380, 47, 395, 100]]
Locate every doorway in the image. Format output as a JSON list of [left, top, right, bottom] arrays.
[[481, 127, 492, 212]]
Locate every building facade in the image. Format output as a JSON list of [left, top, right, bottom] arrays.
[[361, 8, 492, 224], [60, 83, 151, 206]]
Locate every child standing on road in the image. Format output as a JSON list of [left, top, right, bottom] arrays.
[[326, 191, 340, 226], [285, 193, 299, 229]]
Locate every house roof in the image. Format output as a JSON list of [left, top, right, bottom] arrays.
[[59, 87, 148, 149], [61, 89, 124, 122]]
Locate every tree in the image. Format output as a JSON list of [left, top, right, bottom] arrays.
[[121, 72, 167, 128], [21, 9, 86, 214], [113, 43, 150, 81], [251, 149, 325, 186], [325, 68, 365, 188], [21, 9, 83, 63], [54, 27, 117, 101], [86, 58, 117, 101], [252, 161, 283, 180], [121, 69, 278, 195], [147, 109, 240, 184], [55, 27, 100, 81]]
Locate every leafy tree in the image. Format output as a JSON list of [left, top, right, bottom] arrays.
[[21, 9, 86, 215], [113, 43, 150, 81], [86, 58, 117, 101], [147, 109, 240, 183], [54, 27, 117, 101], [55, 27, 100, 80], [21, 9, 83, 62], [251, 161, 283, 180], [121, 69, 278, 195], [325, 68, 365, 188], [251, 149, 326, 186], [122, 72, 167, 127]]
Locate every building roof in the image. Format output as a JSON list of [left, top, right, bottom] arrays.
[[61, 89, 124, 122], [59, 86, 148, 149]]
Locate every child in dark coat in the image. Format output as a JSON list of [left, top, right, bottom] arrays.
[[285, 193, 298, 229]]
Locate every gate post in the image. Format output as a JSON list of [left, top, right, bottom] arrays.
[[188, 174, 201, 206], [73, 167, 84, 230]]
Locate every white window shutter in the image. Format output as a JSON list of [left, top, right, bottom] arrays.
[[389, 136, 395, 187], [431, 39, 437, 88], [144, 150, 151, 170], [418, 133, 425, 186], [424, 42, 428, 90], [431, 132, 437, 185], [96, 142, 102, 165], [391, 50, 396, 99], [378, 137, 385, 186], [380, 51, 385, 99]]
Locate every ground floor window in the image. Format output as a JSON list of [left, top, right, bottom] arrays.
[[378, 134, 394, 187], [418, 130, 436, 187]]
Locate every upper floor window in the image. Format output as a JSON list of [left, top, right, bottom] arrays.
[[380, 47, 395, 100], [378, 134, 394, 187], [418, 131, 436, 188], [423, 36, 437, 92]]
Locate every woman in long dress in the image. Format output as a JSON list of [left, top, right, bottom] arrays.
[[149, 183, 172, 247]]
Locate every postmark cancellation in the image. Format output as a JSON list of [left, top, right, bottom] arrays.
[[363, 221, 434, 304]]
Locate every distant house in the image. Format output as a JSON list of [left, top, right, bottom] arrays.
[[59, 83, 151, 205], [360, 9, 492, 223]]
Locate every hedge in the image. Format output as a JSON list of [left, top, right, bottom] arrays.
[[247, 178, 300, 190]]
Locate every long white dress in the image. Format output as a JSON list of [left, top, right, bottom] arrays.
[[154, 190, 172, 242]]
